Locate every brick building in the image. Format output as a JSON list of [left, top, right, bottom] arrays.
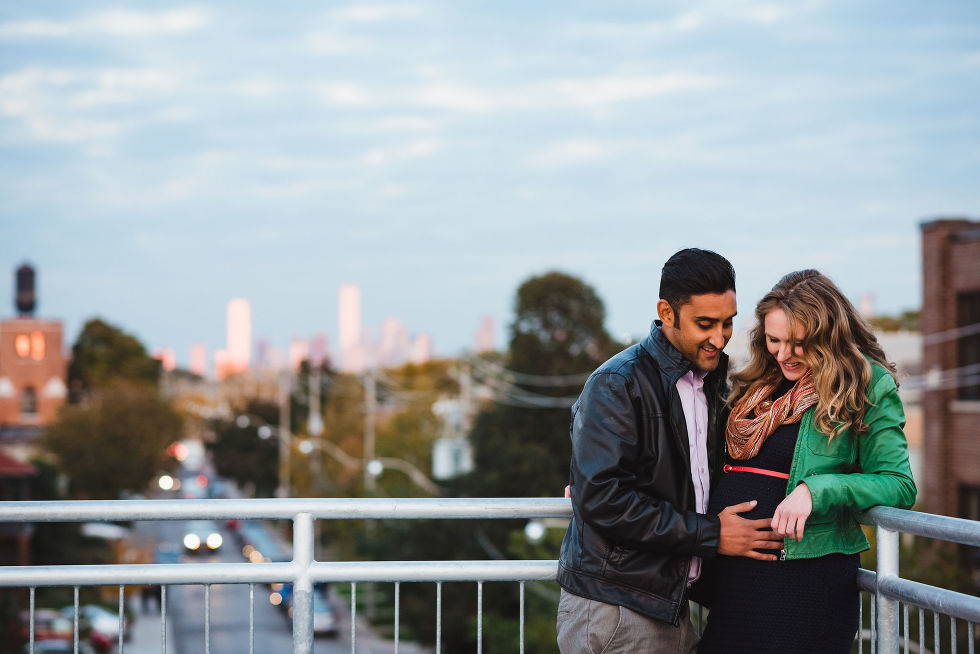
[[0, 318, 67, 430], [920, 218, 980, 521]]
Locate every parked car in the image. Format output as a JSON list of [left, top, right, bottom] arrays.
[[22, 639, 96, 654], [311, 590, 338, 637], [270, 583, 337, 637], [19, 610, 71, 642], [61, 604, 129, 642]]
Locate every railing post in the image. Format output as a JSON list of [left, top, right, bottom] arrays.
[[292, 512, 315, 654], [876, 525, 900, 654]]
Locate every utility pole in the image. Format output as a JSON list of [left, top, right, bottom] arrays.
[[308, 365, 324, 487], [362, 367, 378, 620], [277, 370, 292, 498], [363, 368, 377, 495], [460, 359, 473, 435], [308, 365, 324, 559]]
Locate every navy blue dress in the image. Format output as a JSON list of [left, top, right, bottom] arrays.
[[696, 383, 860, 654]]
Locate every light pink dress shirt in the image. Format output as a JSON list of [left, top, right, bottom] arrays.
[[675, 369, 710, 585]]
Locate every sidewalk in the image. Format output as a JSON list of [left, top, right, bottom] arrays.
[[124, 608, 176, 654]]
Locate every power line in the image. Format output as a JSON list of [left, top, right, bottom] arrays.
[[922, 320, 980, 346], [467, 355, 592, 387]]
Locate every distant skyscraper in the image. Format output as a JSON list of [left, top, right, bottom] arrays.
[[859, 293, 875, 319], [289, 338, 310, 371], [378, 318, 411, 367], [214, 349, 232, 381], [409, 333, 433, 364], [254, 338, 270, 369], [226, 298, 251, 373], [338, 284, 363, 372], [189, 343, 207, 377], [153, 347, 176, 372], [474, 315, 495, 353], [310, 332, 329, 367]]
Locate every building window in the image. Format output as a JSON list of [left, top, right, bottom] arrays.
[[20, 386, 37, 416], [13, 332, 45, 361], [958, 291, 980, 400]]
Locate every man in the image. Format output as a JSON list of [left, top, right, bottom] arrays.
[[556, 248, 782, 653]]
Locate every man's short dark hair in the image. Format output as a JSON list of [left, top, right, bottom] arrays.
[[659, 249, 736, 315]]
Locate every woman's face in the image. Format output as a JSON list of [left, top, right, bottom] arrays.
[[764, 309, 809, 381]]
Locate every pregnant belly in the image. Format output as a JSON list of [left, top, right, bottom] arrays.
[[707, 472, 789, 521]]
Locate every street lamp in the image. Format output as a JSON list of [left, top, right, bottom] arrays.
[[295, 438, 443, 496], [235, 412, 291, 498]]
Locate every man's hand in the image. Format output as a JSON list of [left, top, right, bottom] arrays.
[[718, 500, 784, 561], [771, 483, 813, 541], [564, 485, 571, 498]]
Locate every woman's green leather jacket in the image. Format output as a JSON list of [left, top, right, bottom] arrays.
[[784, 362, 917, 559]]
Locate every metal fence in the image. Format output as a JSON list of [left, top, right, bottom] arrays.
[[0, 498, 977, 654]]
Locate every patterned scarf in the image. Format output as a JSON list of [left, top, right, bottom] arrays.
[[726, 370, 819, 460]]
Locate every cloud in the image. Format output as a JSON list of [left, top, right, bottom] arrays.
[[229, 78, 282, 99], [527, 139, 617, 168], [0, 8, 209, 38], [316, 82, 375, 107], [0, 66, 183, 142], [304, 29, 374, 55], [312, 73, 724, 116], [328, 4, 425, 23], [545, 73, 724, 109], [564, 1, 796, 40], [360, 138, 442, 166], [69, 70, 179, 108], [412, 83, 495, 113]]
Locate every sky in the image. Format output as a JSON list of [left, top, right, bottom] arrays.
[[1, 1, 978, 366]]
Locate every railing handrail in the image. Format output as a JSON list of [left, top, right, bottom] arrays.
[[0, 560, 561, 587], [3, 499, 978, 548], [859, 505, 980, 547], [2, 498, 979, 654], [0, 497, 574, 522]]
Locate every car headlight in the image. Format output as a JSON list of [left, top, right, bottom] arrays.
[[206, 533, 223, 549], [183, 534, 201, 550]]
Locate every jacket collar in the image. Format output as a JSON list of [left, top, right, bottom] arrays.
[[639, 320, 728, 387]]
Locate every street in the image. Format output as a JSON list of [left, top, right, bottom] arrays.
[[127, 519, 356, 654]]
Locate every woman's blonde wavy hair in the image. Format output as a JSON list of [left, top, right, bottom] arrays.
[[729, 270, 897, 438]]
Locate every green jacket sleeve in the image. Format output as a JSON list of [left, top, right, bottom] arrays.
[[805, 372, 917, 515]]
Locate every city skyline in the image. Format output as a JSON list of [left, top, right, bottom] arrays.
[[1, 2, 978, 362], [177, 285, 447, 377]]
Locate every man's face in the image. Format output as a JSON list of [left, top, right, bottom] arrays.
[[657, 291, 737, 372]]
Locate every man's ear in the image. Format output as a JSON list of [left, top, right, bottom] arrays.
[[656, 299, 674, 326]]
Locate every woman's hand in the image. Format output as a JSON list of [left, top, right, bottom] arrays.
[[771, 483, 813, 541]]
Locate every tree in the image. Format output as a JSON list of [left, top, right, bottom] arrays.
[[42, 386, 182, 499], [67, 318, 161, 401], [208, 400, 280, 497], [464, 271, 616, 499]]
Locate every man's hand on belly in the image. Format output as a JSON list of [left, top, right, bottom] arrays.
[[717, 500, 784, 561]]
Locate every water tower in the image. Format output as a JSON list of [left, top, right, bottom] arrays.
[[15, 264, 35, 316]]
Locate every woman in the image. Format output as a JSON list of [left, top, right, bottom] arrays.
[[696, 270, 916, 654]]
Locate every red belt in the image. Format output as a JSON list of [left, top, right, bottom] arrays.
[[723, 464, 789, 480]]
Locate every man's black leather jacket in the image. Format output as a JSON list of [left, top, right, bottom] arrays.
[[557, 321, 729, 625]]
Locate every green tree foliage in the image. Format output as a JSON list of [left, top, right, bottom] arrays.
[[366, 272, 615, 653], [465, 271, 616, 499], [42, 386, 181, 499], [208, 400, 280, 497], [869, 309, 920, 332], [67, 318, 161, 401]]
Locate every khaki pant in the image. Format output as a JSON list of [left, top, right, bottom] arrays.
[[556, 589, 699, 654]]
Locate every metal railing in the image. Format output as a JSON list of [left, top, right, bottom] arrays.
[[0, 498, 977, 654], [856, 506, 980, 654]]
